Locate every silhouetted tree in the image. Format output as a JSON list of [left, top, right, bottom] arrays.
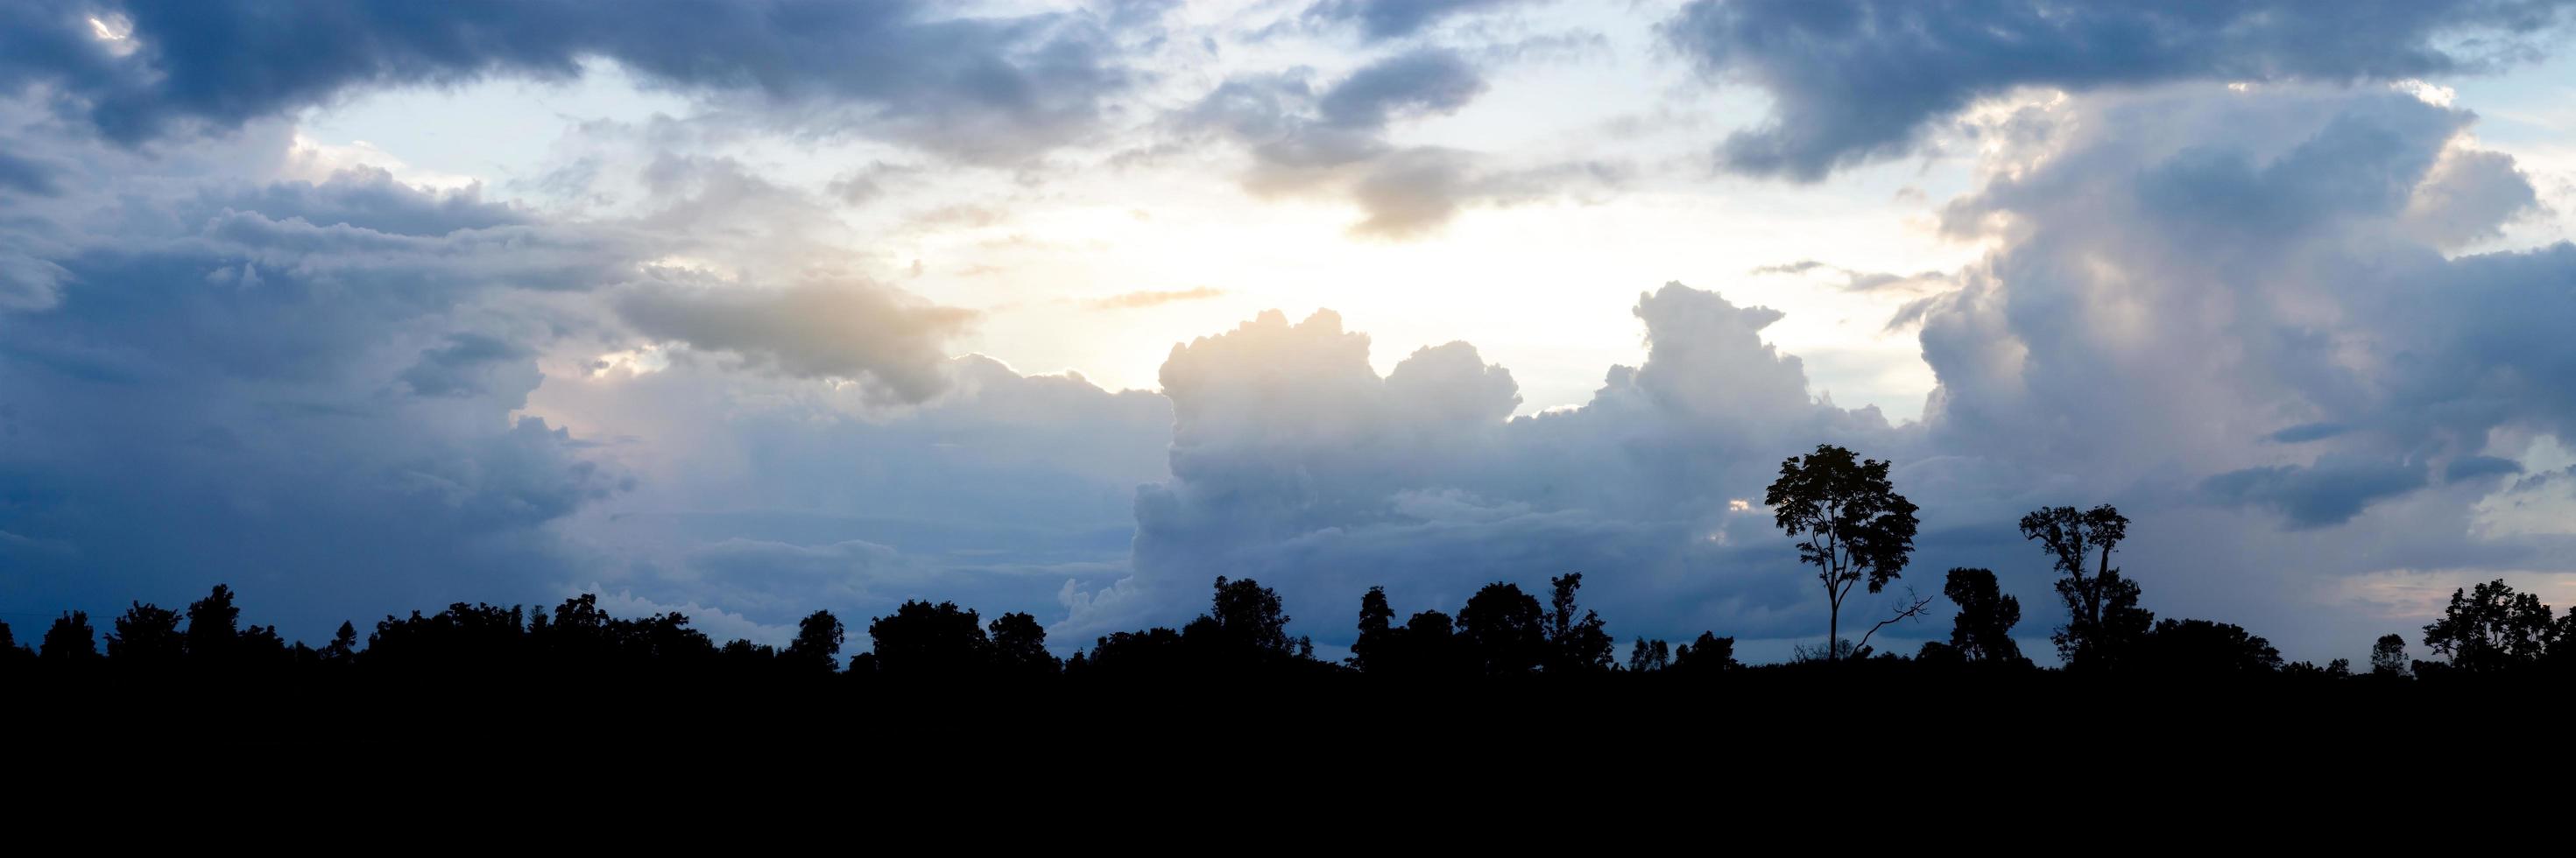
[[1457, 582, 1547, 675], [1941, 567, 2028, 667], [320, 621, 360, 667], [39, 612, 96, 664], [988, 611, 1060, 676], [2137, 618, 2283, 674], [0, 619, 25, 669], [1544, 573, 1614, 673], [617, 611, 716, 667], [2369, 634, 2410, 678], [184, 584, 243, 663], [781, 609, 844, 673], [720, 638, 778, 671], [108, 601, 187, 669], [866, 601, 984, 676], [1628, 637, 1670, 672], [238, 623, 293, 669], [1766, 444, 1920, 663], [364, 602, 526, 671], [1088, 627, 1188, 674], [1360, 609, 1464, 677], [1351, 586, 1396, 672], [1670, 631, 1738, 672], [1203, 576, 1296, 658], [2021, 504, 2151, 670], [2422, 579, 2558, 672]]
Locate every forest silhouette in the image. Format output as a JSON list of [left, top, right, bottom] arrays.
[[12, 446, 2571, 696]]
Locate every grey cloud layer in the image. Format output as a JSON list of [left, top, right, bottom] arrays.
[[1663, 0, 2576, 179]]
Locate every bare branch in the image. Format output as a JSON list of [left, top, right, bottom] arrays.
[[1853, 588, 1936, 658]]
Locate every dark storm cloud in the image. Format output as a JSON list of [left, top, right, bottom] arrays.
[[2445, 455, 2525, 482], [0, 0, 1140, 162], [1662, 0, 2576, 179], [2201, 457, 2431, 529], [1302, 0, 1547, 39], [0, 168, 630, 635]]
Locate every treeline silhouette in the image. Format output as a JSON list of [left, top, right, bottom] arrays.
[[8, 445, 2574, 687], [7, 564, 2572, 686]]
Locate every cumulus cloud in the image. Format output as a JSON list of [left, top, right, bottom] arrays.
[[1662, 0, 2576, 179], [1059, 284, 1897, 645], [615, 280, 977, 404], [0, 0, 1140, 162], [1916, 88, 2575, 483]]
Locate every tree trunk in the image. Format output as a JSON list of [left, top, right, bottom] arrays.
[[1829, 602, 1839, 663]]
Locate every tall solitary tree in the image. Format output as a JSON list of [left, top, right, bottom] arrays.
[[2020, 504, 2151, 669], [1765, 444, 1920, 662]]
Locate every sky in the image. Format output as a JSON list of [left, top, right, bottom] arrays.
[[4, 0, 2576, 665]]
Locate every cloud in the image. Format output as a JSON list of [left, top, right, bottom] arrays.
[[1750, 259, 1951, 292], [1175, 48, 1616, 236], [536, 352, 1175, 635], [0, 0, 1142, 162], [2200, 456, 2431, 528], [1661, 0, 2576, 179], [1316, 49, 1488, 128], [1085, 286, 1226, 310], [0, 150, 63, 196], [194, 166, 527, 237], [399, 333, 539, 400], [1916, 87, 2575, 483], [1065, 284, 1895, 644], [1302, 0, 1548, 39], [615, 281, 978, 404]]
